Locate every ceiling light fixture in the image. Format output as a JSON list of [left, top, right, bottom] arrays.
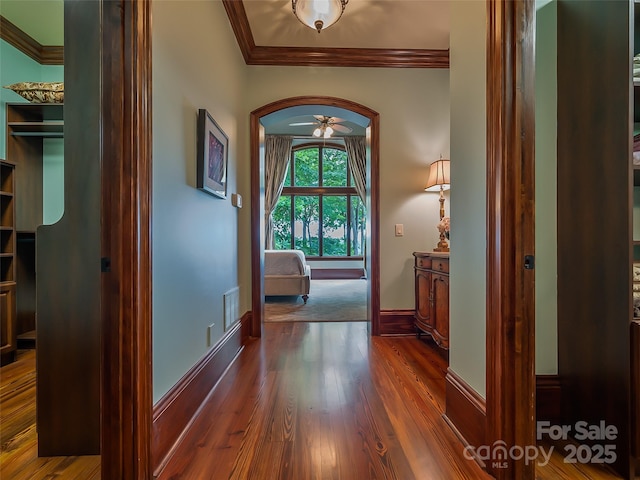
[[292, 0, 349, 34], [313, 123, 334, 138]]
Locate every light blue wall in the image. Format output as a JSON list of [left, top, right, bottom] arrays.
[[449, 0, 487, 398], [151, 0, 452, 403], [0, 39, 64, 155], [43, 139, 64, 224], [1, 39, 64, 224], [535, 0, 558, 374], [152, 0, 246, 403]]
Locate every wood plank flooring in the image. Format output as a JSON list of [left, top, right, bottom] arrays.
[[0, 349, 100, 480], [0, 322, 634, 479], [159, 321, 632, 480]]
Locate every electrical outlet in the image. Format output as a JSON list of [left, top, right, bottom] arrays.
[[207, 323, 215, 347], [395, 224, 404, 236]]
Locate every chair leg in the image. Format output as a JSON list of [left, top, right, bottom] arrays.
[[302, 294, 309, 304]]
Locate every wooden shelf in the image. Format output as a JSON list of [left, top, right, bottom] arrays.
[[8, 121, 64, 137], [0, 160, 16, 366], [6, 103, 64, 138], [16, 329, 35, 349], [6, 102, 63, 121]]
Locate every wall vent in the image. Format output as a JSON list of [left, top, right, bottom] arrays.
[[223, 287, 240, 331]]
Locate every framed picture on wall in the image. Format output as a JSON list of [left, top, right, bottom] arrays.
[[197, 108, 228, 199]]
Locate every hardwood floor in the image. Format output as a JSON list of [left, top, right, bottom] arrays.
[[158, 321, 484, 480], [0, 323, 633, 479], [0, 349, 100, 480], [158, 321, 632, 480]]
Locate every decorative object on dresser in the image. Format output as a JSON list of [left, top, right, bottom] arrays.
[[424, 157, 450, 252], [413, 252, 449, 350]]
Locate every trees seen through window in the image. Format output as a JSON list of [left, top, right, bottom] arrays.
[[273, 144, 365, 257]]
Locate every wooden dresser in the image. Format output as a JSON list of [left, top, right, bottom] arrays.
[[413, 252, 449, 349]]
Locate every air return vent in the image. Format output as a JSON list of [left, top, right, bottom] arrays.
[[223, 287, 240, 331]]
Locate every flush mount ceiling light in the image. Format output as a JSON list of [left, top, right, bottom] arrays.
[[292, 0, 349, 33]]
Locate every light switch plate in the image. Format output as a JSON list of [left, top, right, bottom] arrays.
[[395, 224, 404, 236]]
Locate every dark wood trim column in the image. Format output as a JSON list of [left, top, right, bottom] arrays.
[[368, 114, 381, 335], [486, 1, 536, 479], [556, 2, 632, 477], [101, 0, 153, 478], [249, 114, 265, 337]]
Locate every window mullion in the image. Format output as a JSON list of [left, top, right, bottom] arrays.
[[290, 195, 295, 250]]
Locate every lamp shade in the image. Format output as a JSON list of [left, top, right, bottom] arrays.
[[292, 0, 348, 33], [424, 159, 451, 192]]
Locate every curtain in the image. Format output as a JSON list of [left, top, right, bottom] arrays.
[[344, 136, 367, 278], [344, 136, 366, 202], [264, 135, 293, 249]]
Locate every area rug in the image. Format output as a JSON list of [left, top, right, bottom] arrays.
[[264, 279, 367, 322]]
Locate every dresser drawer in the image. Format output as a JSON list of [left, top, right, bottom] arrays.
[[432, 258, 449, 273], [415, 256, 431, 269]]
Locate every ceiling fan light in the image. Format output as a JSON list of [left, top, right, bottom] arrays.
[[292, 0, 348, 33], [313, 127, 322, 137], [324, 126, 334, 137]]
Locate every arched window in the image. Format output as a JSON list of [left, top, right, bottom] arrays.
[[272, 142, 365, 258]]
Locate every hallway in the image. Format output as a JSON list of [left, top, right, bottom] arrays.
[[158, 321, 489, 479]]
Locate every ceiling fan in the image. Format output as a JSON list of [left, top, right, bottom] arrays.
[[289, 115, 352, 138]]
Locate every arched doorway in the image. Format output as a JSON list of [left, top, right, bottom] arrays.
[[249, 97, 380, 337]]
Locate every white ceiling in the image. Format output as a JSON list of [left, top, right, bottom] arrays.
[[0, 0, 63, 45], [0, 0, 450, 51], [1, 0, 450, 138], [245, 0, 449, 50]]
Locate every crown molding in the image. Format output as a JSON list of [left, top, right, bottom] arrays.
[[222, 0, 449, 69], [0, 16, 63, 65]]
